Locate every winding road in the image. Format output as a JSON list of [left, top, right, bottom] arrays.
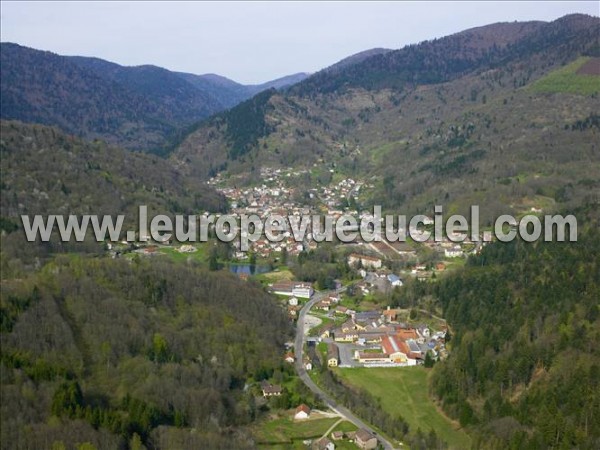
[[293, 289, 396, 450]]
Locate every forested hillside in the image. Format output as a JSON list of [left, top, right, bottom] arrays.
[[0, 121, 225, 218], [0, 44, 307, 153], [1, 44, 191, 152], [290, 15, 597, 94], [173, 14, 600, 222], [175, 71, 309, 110], [2, 11, 599, 450], [0, 257, 293, 449], [0, 120, 226, 273], [0, 121, 226, 219], [391, 211, 600, 449], [68, 56, 225, 123]]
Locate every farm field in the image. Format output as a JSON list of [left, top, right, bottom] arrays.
[[335, 367, 472, 449], [529, 56, 600, 95], [253, 415, 348, 449]]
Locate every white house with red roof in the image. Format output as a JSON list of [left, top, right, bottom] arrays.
[[294, 404, 311, 420]]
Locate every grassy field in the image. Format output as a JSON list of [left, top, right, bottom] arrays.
[[316, 341, 328, 361], [529, 57, 599, 95], [253, 415, 341, 448], [308, 315, 331, 337], [329, 419, 360, 450], [157, 244, 208, 263], [253, 415, 361, 450], [255, 267, 295, 283], [332, 420, 358, 434], [335, 367, 471, 449]]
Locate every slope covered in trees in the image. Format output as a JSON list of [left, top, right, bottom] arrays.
[[291, 15, 597, 95], [432, 225, 600, 449], [0, 256, 293, 449], [173, 14, 600, 222], [1, 44, 193, 153], [0, 121, 226, 219], [391, 211, 600, 449], [0, 44, 307, 153], [0, 120, 226, 273]]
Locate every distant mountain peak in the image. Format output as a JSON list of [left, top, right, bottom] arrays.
[[248, 72, 311, 92], [0, 43, 310, 152], [197, 73, 244, 88], [324, 47, 393, 73]]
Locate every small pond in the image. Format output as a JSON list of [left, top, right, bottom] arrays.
[[228, 263, 271, 276]]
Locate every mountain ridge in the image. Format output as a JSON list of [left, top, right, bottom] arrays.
[[290, 14, 598, 95], [321, 47, 393, 73], [172, 14, 600, 223], [175, 70, 310, 109], [0, 43, 309, 153]]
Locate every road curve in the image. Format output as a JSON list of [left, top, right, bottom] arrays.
[[293, 289, 396, 450]]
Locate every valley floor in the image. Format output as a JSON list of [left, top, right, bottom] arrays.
[[334, 367, 471, 449]]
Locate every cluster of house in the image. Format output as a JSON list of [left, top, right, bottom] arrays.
[[348, 251, 447, 289], [347, 247, 462, 287], [210, 168, 317, 258], [355, 272, 404, 296], [418, 237, 487, 260], [204, 164, 490, 270], [208, 168, 401, 261], [344, 230, 487, 278], [323, 308, 447, 366], [310, 427, 378, 450], [317, 177, 361, 212], [119, 163, 492, 278], [267, 280, 315, 320], [293, 404, 379, 450], [312, 292, 342, 312], [348, 253, 383, 269]]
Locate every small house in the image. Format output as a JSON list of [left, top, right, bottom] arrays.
[[355, 428, 377, 449], [294, 404, 311, 420], [313, 437, 335, 450], [261, 381, 282, 397], [327, 343, 340, 367], [331, 431, 344, 440]]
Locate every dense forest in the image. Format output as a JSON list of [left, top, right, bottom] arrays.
[[2, 12, 599, 450], [0, 44, 308, 154], [217, 89, 277, 162], [0, 120, 301, 449], [0, 121, 227, 220], [0, 120, 228, 275], [0, 256, 293, 449], [173, 15, 599, 225], [290, 14, 598, 95], [391, 211, 600, 449]]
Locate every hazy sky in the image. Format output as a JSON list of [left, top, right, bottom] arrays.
[[1, 1, 598, 84]]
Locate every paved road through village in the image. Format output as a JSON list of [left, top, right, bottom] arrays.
[[293, 289, 397, 450]]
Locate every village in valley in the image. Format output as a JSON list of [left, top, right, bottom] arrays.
[[121, 165, 478, 449], [255, 277, 450, 449], [208, 166, 468, 449], [208, 166, 485, 262], [269, 280, 448, 368]]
